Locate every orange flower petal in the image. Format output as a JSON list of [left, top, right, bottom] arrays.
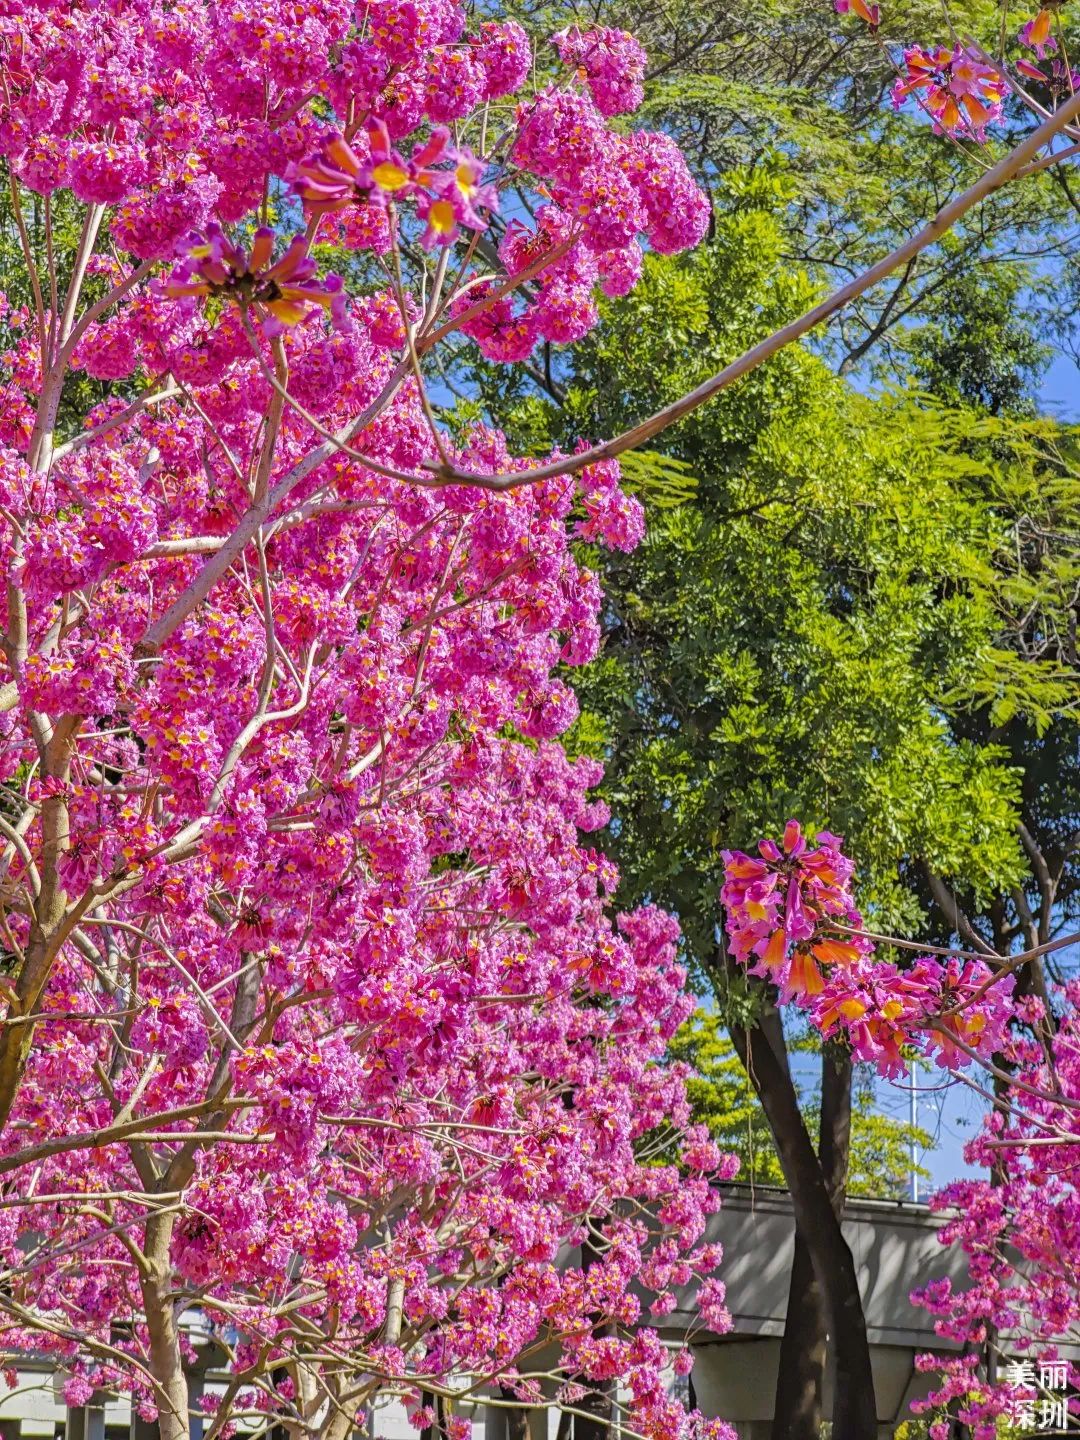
[[760, 929, 787, 971], [811, 937, 862, 967]]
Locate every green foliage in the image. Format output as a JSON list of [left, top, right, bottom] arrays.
[[616, 450, 700, 510], [896, 268, 1053, 416], [524, 218, 1041, 967], [671, 1010, 786, 1187]]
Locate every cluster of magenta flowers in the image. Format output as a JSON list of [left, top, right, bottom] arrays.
[[134, 19, 709, 363], [721, 823, 1016, 1076], [0, 1, 734, 1432], [835, 1, 1075, 140], [890, 46, 1008, 139], [903, 979, 1080, 1437]]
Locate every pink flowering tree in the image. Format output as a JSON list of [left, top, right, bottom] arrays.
[[904, 996, 1080, 1440], [2, 0, 1080, 1438], [0, 5, 746, 1439], [720, 822, 1080, 1438]]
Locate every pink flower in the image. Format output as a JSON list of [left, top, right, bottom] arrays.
[[473, 20, 531, 98], [891, 46, 1007, 139], [288, 129, 401, 214], [160, 226, 346, 332], [418, 149, 498, 249], [63, 1376, 95, 1408], [1017, 56, 1048, 81], [834, 0, 880, 24], [1020, 9, 1057, 58], [697, 1277, 732, 1334], [553, 27, 648, 115]]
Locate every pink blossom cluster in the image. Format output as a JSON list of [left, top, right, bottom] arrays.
[[891, 46, 1008, 139], [833, 2, 1079, 141], [447, 109, 706, 361], [552, 27, 649, 116], [721, 823, 1016, 1076], [0, 0, 710, 373], [905, 983, 1080, 1437]]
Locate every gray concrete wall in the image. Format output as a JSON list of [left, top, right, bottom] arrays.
[[669, 1185, 969, 1347]]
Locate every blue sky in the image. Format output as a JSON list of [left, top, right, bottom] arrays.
[[1041, 350, 1079, 419], [876, 1065, 988, 1195]]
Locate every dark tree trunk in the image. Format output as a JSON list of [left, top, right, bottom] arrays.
[[818, 1045, 853, 1211], [572, 1383, 612, 1440], [726, 979, 876, 1440], [818, 1049, 862, 1438], [773, 1233, 827, 1440], [770, 1029, 854, 1440], [763, 1005, 826, 1440], [419, 1391, 440, 1440]]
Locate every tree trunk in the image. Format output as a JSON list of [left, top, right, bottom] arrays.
[[0, 785, 71, 1131], [419, 1391, 443, 1440], [726, 995, 876, 1440], [141, 1213, 190, 1440], [769, 1026, 853, 1440], [772, 1234, 826, 1440], [818, 1046, 853, 1212], [764, 1005, 826, 1440], [817, 1049, 862, 1437]]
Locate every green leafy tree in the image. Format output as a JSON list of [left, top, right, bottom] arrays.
[[897, 266, 1053, 416], [465, 197, 1080, 1437]]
